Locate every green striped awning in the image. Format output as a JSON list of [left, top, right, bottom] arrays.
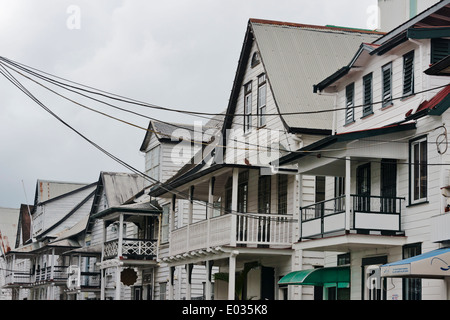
[[278, 266, 350, 288]]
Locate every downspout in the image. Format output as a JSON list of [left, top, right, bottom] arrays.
[[316, 90, 338, 135]]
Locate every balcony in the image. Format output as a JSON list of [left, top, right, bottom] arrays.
[[34, 266, 68, 283], [5, 271, 32, 287], [300, 194, 404, 239], [103, 238, 158, 260], [169, 213, 293, 257]]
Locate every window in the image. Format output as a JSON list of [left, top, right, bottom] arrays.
[[258, 175, 271, 213], [161, 204, 169, 243], [251, 52, 261, 68], [431, 38, 450, 64], [345, 82, 354, 124], [362, 73, 373, 117], [410, 137, 427, 203], [403, 243, 422, 300], [277, 174, 288, 214], [382, 62, 393, 108], [244, 82, 252, 133], [159, 282, 167, 300], [258, 74, 267, 127], [403, 51, 414, 96], [237, 171, 249, 213], [315, 176, 326, 218], [146, 146, 160, 183]]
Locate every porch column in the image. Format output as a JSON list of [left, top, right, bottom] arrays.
[[186, 263, 193, 300], [100, 220, 106, 300], [118, 213, 124, 258], [231, 168, 239, 213], [50, 248, 55, 280], [168, 266, 175, 300], [207, 177, 215, 219], [115, 213, 124, 300], [170, 194, 176, 232], [230, 168, 239, 247], [115, 265, 121, 300], [188, 186, 194, 224], [345, 156, 351, 231], [205, 260, 213, 300], [228, 250, 238, 300]]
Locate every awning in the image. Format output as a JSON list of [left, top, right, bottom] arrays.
[[381, 247, 450, 279], [278, 266, 350, 288]]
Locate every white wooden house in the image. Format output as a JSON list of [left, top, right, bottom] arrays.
[[84, 171, 159, 300], [3, 179, 97, 300], [139, 119, 222, 300], [278, 0, 450, 300], [148, 19, 382, 300], [0, 207, 20, 299]]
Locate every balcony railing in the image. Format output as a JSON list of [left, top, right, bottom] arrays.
[[103, 238, 158, 260], [34, 266, 68, 283], [5, 271, 32, 286], [300, 194, 404, 239], [170, 213, 293, 257]]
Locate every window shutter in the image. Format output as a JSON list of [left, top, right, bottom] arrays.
[[363, 73, 373, 115], [345, 83, 354, 123], [403, 51, 414, 95], [382, 63, 392, 106], [431, 38, 450, 64]]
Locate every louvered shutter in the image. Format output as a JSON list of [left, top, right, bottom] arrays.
[[431, 38, 450, 64], [345, 83, 354, 124], [403, 51, 414, 96]]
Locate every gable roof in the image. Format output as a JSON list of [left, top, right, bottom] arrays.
[[221, 19, 383, 139], [140, 115, 224, 152]]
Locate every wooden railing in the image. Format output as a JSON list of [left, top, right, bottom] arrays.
[[103, 238, 158, 259], [170, 213, 293, 256], [300, 194, 404, 239]]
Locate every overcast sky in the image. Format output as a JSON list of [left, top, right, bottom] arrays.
[[0, 0, 378, 209]]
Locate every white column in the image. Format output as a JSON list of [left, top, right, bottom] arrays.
[[115, 265, 121, 300], [115, 213, 124, 300], [345, 156, 351, 231], [231, 169, 239, 213], [100, 220, 106, 300], [118, 213, 124, 258], [228, 251, 238, 300], [205, 260, 212, 300], [186, 264, 192, 300]]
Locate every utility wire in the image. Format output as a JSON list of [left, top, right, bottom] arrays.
[[2, 59, 449, 162], [1, 56, 447, 117], [0, 63, 297, 223]]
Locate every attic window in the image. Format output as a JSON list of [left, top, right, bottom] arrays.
[[251, 52, 261, 68]]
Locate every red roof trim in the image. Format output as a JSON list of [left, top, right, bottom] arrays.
[[416, 84, 450, 113], [249, 18, 385, 35]]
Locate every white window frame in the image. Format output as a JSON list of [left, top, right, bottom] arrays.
[[410, 136, 427, 204], [258, 73, 267, 127]]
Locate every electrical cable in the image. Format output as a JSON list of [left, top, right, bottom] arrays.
[[0, 63, 298, 223], [1, 56, 448, 117]]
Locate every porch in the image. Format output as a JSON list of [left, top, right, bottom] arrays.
[[170, 212, 293, 257], [300, 194, 404, 239]]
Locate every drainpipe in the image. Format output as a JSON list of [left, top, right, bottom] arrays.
[[316, 90, 338, 135]]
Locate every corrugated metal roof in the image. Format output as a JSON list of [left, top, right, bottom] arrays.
[[0, 207, 20, 253], [35, 179, 89, 204], [101, 172, 147, 207], [250, 20, 382, 131]]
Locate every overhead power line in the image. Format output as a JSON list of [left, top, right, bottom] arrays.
[[0, 56, 448, 118]]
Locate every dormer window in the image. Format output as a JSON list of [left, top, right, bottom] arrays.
[[251, 52, 261, 68]]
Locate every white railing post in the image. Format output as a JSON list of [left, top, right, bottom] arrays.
[[345, 156, 351, 231]]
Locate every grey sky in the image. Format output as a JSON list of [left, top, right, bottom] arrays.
[[0, 0, 378, 208]]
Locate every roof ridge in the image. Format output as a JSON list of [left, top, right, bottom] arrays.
[[249, 18, 385, 35]]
